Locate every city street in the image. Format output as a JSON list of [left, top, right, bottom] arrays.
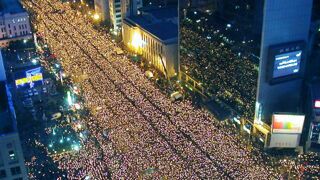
[[19, 0, 319, 179]]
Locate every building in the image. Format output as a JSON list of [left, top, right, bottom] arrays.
[[0, 51, 28, 180], [304, 80, 320, 152], [94, 0, 110, 22], [0, 0, 32, 47], [110, 0, 142, 31], [254, 0, 313, 149], [122, 6, 178, 77], [95, 0, 142, 31]]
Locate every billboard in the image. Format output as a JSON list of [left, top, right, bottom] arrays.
[[15, 67, 43, 89], [273, 50, 302, 79], [269, 133, 301, 148], [267, 41, 305, 84], [271, 114, 305, 134]]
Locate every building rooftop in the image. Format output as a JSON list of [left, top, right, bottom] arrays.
[[0, 81, 15, 135], [140, 5, 177, 20], [125, 6, 178, 42], [0, 0, 25, 14]]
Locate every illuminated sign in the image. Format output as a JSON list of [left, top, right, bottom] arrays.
[[315, 100, 320, 108], [272, 114, 305, 134], [15, 67, 43, 89], [267, 41, 305, 84], [273, 50, 302, 78]]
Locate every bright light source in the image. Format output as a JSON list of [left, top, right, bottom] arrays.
[[233, 117, 241, 125], [93, 14, 100, 20], [227, 24, 231, 28], [77, 123, 82, 129], [32, 59, 37, 64], [49, 144, 53, 148], [67, 91, 73, 106], [23, 39, 28, 43], [73, 144, 80, 151], [131, 31, 142, 50], [315, 100, 320, 108], [74, 103, 81, 110], [243, 126, 251, 134]]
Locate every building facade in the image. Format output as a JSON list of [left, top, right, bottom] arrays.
[[254, 0, 313, 149], [0, 0, 32, 47], [0, 51, 28, 180], [122, 6, 178, 77]]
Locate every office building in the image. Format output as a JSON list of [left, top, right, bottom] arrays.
[[254, 0, 313, 149], [0, 0, 32, 47], [94, 0, 110, 22], [0, 51, 28, 180], [122, 6, 178, 77]]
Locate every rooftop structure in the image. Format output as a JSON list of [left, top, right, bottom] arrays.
[[0, 0, 25, 14]]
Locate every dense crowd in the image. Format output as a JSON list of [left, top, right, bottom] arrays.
[[21, 0, 319, 179], [180, 20, 259, 118]]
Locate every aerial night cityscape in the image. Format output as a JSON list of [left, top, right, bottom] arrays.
[[0, 0, 319, 179]]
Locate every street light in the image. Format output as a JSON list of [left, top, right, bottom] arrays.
[[93, 13, 100, 21]]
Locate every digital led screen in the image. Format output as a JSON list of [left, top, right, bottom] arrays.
[[272, 114, 305, 134], [15, 67, 43, 89], [273, 50, 302, 79]]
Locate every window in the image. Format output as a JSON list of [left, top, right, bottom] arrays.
[[8, 24, 10, 28], [0, 152, 4, 167], [9, 30, 11, 34], [8, 150, 17, 162], [0, 169, 6, 179], [13, 26, 16, 31], [13, 178, 23, 180], [10, 166, 21, 176]]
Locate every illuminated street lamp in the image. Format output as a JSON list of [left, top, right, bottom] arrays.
[[93, 13, 100, 21]]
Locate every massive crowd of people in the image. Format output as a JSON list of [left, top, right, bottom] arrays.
[[21, 0, 319, 179], [180, 25, 258, 118]]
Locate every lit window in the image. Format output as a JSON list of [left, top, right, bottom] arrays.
[[315, 100, 320, 108]]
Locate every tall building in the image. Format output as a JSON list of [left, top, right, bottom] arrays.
[[122, 6, 178, 77], [0, 51, 28, 180], [94, 0, 110, 22], [110, 0, 142, 31], [0, 0, 32, 47], [254, 0, 313, 149], [95, 0, 142, 31]]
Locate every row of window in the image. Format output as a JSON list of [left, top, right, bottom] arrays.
[[0, 166, 22, 179], [11, 18, 27, 24], [8, 30, 29, 37], [8, 24, 28, 30], [141, 33, 165, 73]]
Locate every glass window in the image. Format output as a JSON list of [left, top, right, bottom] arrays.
[[0, 169, 6, 179], [10, 166, 21, 176]]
